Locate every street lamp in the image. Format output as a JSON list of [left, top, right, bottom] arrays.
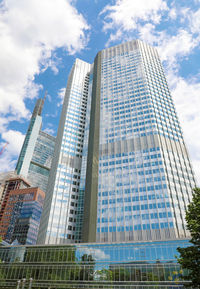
[[21, 278, 26, 289], [16, 277, 33, 289], [28, 278, 33, 289], [16, 280, 21, 289]]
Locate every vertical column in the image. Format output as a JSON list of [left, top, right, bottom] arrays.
[[82, 52, 101, 243]]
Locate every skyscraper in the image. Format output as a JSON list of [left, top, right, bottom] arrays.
[[16, 97, 56, 193], [38, 59, 92, 244], [38, 40, 196, 245]]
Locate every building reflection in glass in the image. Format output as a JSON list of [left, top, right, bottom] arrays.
[[0, 239, 190, 288]]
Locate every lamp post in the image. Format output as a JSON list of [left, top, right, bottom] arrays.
[[28, 278, 33, 289], [16, 280, 21, 289], [16, 277, 33, 289], [21, 278, 26, 289]]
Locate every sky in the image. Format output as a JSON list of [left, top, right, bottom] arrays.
[[0, 0, 199, 184]]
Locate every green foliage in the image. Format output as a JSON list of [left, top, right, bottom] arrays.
[[79, 254, 95, 280], [185, 188, 200, 245], [25, 246, 77, 263], [177, 188, 200, 288], [112, 267, 131, 281], [0, 260, 6, 287], [167, 270, 183, 283], [147, 272, 159, 281], [95, 268, 113, 281]]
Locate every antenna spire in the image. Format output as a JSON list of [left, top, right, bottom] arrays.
[[44, 90, 47, 102]]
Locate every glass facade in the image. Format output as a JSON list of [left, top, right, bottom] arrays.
[[38, 40, 196, 245], [16, 116, 42, 177], [38, 59, 92, 244], [28, 131, 55, 192], [0, 239, 191, 288], [93, 40, 196, 243], [1, 188, 45, 245], [75, 68, 93, 242], [10, 199, 44, 245], [16, 99, 56, 193]]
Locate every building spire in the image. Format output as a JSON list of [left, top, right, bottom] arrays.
[[32, 90, 47, 117], [43, 90, 47, 102]]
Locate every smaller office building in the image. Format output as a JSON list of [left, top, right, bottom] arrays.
[[0, 187, 45, 245], [0, 176, 30, 223], [0, 172, 17, 204], [0, 239, 191, 288]]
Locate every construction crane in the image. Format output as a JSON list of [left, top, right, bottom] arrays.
[[0, 142, 9, 156]]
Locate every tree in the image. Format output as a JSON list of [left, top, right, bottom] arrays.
[[79, 254, 95, 281], [177, 187, 200, 288], [95, 268, 113, 281]]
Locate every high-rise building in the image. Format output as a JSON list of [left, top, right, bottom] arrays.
[[0, 187, 45, 245], [16, 97, 56, 193], [38, 59, 92, 244], [38, 40, 196, 245]]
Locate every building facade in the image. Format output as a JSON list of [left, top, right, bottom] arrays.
[[0, 172, 18, 208], [38, 40, 196, 245], [84, 40, 196, 243], [0, 239, 191, 288], [38, 59, 92, 244], [16, 98, 56, 193], [0, 187, 45, 245], [0, 176, 30, 226]]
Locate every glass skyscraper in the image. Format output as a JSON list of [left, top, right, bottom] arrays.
[[38, 40, 196, 245], [16, 98, 56, 193], [38, 59, 92, 244]]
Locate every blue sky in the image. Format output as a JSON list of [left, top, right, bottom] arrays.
[[0, 0, 199, 184]]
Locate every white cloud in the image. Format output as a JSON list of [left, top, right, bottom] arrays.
[[101, 0, 168, 44], [43, 127, 56, 136], [0, 130, 25, 172], [189, 8, 200, 34], [57, 87, 66, 107], [179, 7, 191, 23], [139, 25, 197, 70], [102, 0, 167, 30], [158, 30, 197, 67], [0, 0, 89, 131], [169, 75, 200, 185], [1, 130, 25, 155], [138, 23, 159, 45], [101, 1, 200, 69], [78, 248, 110, 260], [169, 7, 177, 20]]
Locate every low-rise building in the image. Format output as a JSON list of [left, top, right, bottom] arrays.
[[0, 176, 30, 223], [0, 187, 45, 245], [0, 239, 191, 288]]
